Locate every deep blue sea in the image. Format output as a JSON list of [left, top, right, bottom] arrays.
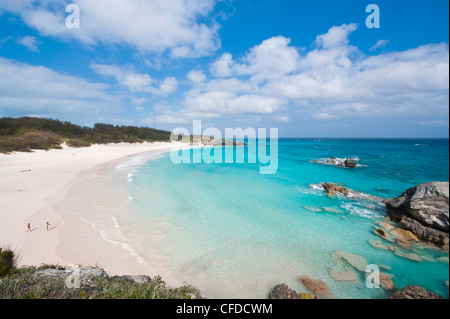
[[68, 138, 450, 299]]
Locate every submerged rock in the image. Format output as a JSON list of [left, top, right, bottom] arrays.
[[396, 239, 411, 248], [379, 273, 395, 291], [394, 250, 424, 262], [303, 206, 323, 213], [299, 292, 318, 299], [436, 256, 449, 264], [331, 250, 369, 272], [328, 267, 359, 282], [269, 284, 299, 299], [378, 221, 395, 231], [369, 240, 394, 251], [322, 207, 344, 214], [328, 250, 371, 283], [390, 285, 445, 299], [299, 276, 333, 299]]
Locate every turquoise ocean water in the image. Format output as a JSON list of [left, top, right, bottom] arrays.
[[73, 139, 450, 299]]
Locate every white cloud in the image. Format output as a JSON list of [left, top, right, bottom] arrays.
[[369, 39, 389, 52], [187, 70, 207, 85], [91, 64, 177, 96], [210, 36, 300, 80], [314, 23, 357, 49], [0, 0, 220, 58], [209, 53, 236, 77], [17, 35, 41, 52], [158, 24, 448, 124], [0, 57, 123, 122]]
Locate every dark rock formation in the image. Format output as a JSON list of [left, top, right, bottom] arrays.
[[269, 284, 299, 299], [390, 285, 445, 299], [383, 182, 449, 248], [344, 158, 357, 168], [400, 217, 449, 248]]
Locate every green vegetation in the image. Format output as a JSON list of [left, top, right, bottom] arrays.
[[0, 117, 171, 153], [0, 247, 202, 299], [0, 246, 18, 276]]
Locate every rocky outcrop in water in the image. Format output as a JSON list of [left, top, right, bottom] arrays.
[[322, 183, 350, 197], [383, 182, 449, 249], [269, 284, 299, 299], [344, 158, 357, 168], [311, 157, 361, 168], [389, 285, 445, 299]]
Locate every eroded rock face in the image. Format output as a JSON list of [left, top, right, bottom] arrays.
[[400, 217, 449, 248], [269, 284, 299, 299], [384, 182, 449, 231], [389, 285, 444, 299], [383, 182, 449, 248]]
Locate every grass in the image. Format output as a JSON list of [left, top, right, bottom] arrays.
[[0, 266, 203, 299], [0, 247, 202, 299]]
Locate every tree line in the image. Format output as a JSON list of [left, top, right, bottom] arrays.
[[0, 117, 171, 153]]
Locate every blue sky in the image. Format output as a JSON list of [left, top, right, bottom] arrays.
[[0, 0, 448, 137]]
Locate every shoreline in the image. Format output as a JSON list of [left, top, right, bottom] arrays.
[[0, 142, 191, 273]]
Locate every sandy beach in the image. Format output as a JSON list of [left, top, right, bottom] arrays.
[[0, 142, 188, 276]]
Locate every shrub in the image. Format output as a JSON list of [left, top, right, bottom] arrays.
[[0, 246, 18, 276]]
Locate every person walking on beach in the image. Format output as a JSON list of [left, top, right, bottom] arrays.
[[27, 223, 31, 232], [46, 222, 51, 231]]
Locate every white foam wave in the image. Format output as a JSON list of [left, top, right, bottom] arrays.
[[112, 216, 120, 229], [85, 217, 146, 265], [312, 157, 367, 167], [341, 202, 384, 219], [309, 183, 324, 191], [115, 155, 146, 171]]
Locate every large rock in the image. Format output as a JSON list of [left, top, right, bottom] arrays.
[[383, 182, 449, 248], [35, 266, 109, 288], [344, 159, 357, 168], [390, 285, 444, 299], [269, 284, 299, 299], [384, 182, 449, 231], [322, 183, 350, 197]]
